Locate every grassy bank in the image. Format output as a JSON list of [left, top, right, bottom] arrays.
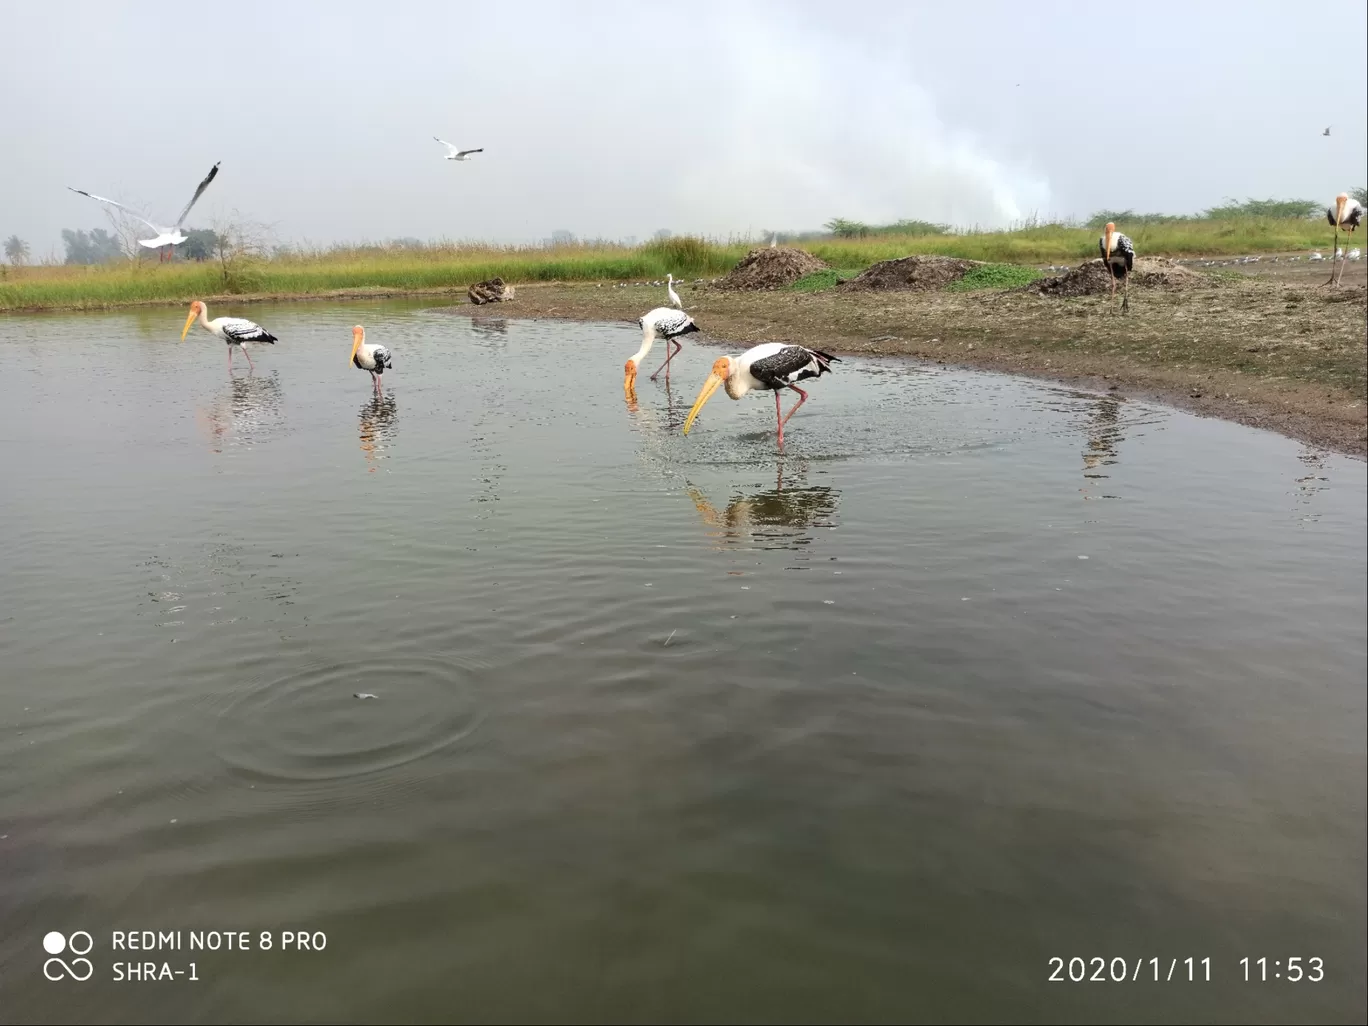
[[0, 217, 1343, 313]]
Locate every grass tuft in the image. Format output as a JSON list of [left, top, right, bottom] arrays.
[[943, 263, 1044, 292], [789, 269, 862, 293]]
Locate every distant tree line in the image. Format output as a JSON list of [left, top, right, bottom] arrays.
[[52, 226, 220, 264]]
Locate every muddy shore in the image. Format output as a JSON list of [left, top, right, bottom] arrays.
[[467, 262, 1367, 458]]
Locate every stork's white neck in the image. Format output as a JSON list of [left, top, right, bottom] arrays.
[[629, 327, 656, 368], [197, 303, 212, 328]]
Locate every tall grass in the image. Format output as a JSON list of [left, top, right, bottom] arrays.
[[0, 216, 1340, 312]]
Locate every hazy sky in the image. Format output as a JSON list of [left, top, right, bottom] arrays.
[[4, 0, 1365, 256]]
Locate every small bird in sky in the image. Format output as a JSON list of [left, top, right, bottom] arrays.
[[1323, 126, 1331, 136], [434, 136, 483, 161]]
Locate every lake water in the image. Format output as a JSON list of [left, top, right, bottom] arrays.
[[1, 301, 1364, 1024]]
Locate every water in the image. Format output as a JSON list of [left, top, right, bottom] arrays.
[[1, 301, 1364, 1024]]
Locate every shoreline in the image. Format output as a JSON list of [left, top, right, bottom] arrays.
[[6, 274, 1365, 458]]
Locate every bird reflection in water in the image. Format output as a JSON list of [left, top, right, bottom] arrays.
[[624, 376, 684, 431], [1293, 447, 1330, 522], [358, 395, 399, 472], [195, 372, 284, 454], [469, 317, 509, 346], [685, 461, 840, 553], [1080, 393, 1124, 499]]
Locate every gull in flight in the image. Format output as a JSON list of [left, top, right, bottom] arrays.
[[67, 162, 220, 261], [1323, 126, 1331, 136], [434, 136, 484, 161]]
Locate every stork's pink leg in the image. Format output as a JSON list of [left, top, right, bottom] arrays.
[[774, 390, 785, 449], [227, 346, 233, 373], [780, 384, 809, 428], [242, 346, 255, 372], [649, 340, 683, 382]]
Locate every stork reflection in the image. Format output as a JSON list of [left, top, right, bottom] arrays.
[[1080, 393, 1124, 499], [196, 372, 284, 453], [685, 461, 840, 553], [358, 394, 399, 472]]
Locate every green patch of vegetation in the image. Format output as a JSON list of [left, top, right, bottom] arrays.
[[943, 263, 1043, 292], [789, 268, 862, 292]]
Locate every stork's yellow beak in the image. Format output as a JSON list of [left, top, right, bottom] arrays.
[[1335, 195, 1348, 226], [682, 369, 726, 436], [624, 359, 637, 399], [180, 307, 197, 341], [350, 327, 364, 367], [1104, 222, 1115, 262]]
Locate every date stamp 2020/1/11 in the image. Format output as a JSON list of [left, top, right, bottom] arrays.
[[1049, 957, 1211, 982], [1048, 957, 1326, 983]]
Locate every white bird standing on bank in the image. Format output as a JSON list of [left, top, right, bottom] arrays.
[[1324, 192, 1364, 287], [624, 307, 700, 396], [682, 342, 839, 450], [433, 137, 483, 161], [1099, 222, 1136, 312], [181, 300, 278, 371], [349, 325, 393, 395], [666, 274, 682, 308], [68, 162, 221, 262]]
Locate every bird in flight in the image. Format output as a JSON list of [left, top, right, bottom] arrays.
[[1323, 126, 1332, 136], [434, 137, 483, 161], [68, 162, 220, 260]]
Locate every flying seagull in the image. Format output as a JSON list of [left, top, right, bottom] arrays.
[[434, 137, 483, 161], [1323, 126, 1331, 136], [67, 162, 221, 261]]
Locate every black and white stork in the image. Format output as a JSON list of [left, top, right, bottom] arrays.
[[1099, 222, 1135, 312], [624, 306, 700, 396], [1324, 192, 1364, 287], [681, 342, 839, 449], [181, 300, 278, 371], [349, 325, 393, 395]]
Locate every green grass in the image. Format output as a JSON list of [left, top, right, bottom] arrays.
[[1, 216, 1341, 312], [943, 263, 1044, 292], [789, 269, 863, 293]]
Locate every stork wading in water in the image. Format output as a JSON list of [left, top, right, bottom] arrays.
[[68, 162, 220, 263], [181, 300, 278, 371], [349, 325, 393, 395], [1099, 222, 1135, 312], [624, 307, 699, 397], [1323, 192, 1364, 287], [682, 342, 839, 450]]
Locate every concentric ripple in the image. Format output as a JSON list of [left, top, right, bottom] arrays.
[[215, 655, 483, 782]]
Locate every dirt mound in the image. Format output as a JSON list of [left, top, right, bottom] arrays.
[[716, 247, 828, 290], [468, 277, 515, 304], [842, 255, 982, 291], [1027, 257, 1205, 298]]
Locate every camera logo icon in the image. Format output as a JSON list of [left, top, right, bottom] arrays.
[[43, 931, 94, 981]]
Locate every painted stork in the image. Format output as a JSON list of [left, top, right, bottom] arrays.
[[666, 273, 682, 308], [1323, 192, 1364, 287], [68, 162, 220, 262], [181, 300, 278, 371], [681, 342, 839, 449], [1099, 222, 1135, 312], [434, 137, 483, 161], [624, 307, 699, 396], [349, 325, 393, 394]]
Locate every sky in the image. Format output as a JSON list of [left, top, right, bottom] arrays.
[[3, 0, 1365, 257]]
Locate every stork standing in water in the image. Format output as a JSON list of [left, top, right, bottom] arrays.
[[1099, 222, 1135, 312], [624, 307, 699, 396], [682, 342, 838, 450], [349, 325, 393, 395], [181, 300, 277, 371], [1324, 192, 1364, 287]]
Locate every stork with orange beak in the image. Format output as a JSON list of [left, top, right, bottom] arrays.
[[1324, 192, 1364, 287], [1098, 222, 1135, 312], [624, 306, 700, 398], [682, 342, 838, 450], [349, 325, 393, 395], [180, 300, 278, 371]]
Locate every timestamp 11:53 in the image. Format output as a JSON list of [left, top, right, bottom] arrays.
[[1241, 957, 1324, 982]]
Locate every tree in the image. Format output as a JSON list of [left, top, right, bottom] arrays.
[[824, 218, 870, 238], [653, 228, 673, 240], [3, 235, 29, 265], [1353, 187, 1367, 206], [62, 228, 123, 265], [181, 228, 219, 262], [549, 229, 576, 246]]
